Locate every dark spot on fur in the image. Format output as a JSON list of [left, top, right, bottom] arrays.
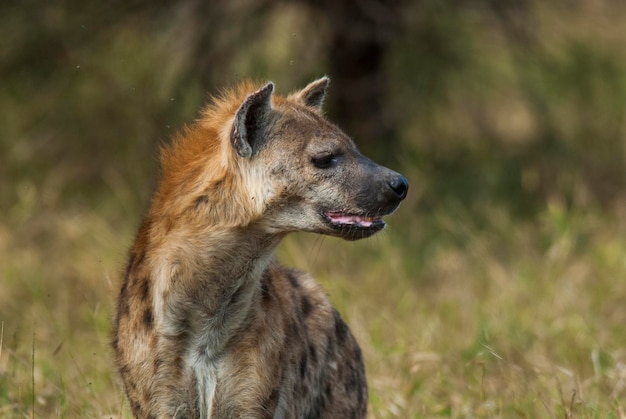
[[357, 379, 365, 406], [346, 367, 358, 392], [213, 179, 225, 191], [140, 279, 150, 302], [261, 270, 274, 303], [299, 351, 308, 379], [354, 346, 363, 363], [324, 383, 333, 400], [301, 296, 313, 317], [225, 283, 247, 312], [325, 334, 335, 357], [287, 271, 300, 288], [142, 390, 153, 405], [333, 309, 348, 343], [143, 308, 153, 328], [135, 251, 145, 268], [129, 399, 142, 415], [261, 387, 280, 413], [194, 194, 209, 209], [117, 293, 130, 319], [261, 282, 271, 301], [124, 250, 145, 281], [119, 364, 129, 376], [125, 253, 136, 281], [120, 274, 130, 295], [153, 357, 163, 374], [346, 366, 358, 392], [308, 344, 317, 365], [118, 267, 131, 320]]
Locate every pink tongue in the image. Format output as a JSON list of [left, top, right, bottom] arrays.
[[328, 214, 375, 227]]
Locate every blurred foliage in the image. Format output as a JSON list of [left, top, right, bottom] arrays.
[[2, 0, 626, 219], [2, 0, 626, 417]]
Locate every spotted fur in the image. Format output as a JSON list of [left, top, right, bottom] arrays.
[[112, 77, 408, 418]]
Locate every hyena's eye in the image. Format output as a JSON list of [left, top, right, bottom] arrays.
[[311, 154, 338, 169]]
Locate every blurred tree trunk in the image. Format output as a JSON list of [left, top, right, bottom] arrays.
[[300, 0, 407, 160]]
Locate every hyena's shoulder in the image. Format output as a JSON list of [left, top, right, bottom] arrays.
[[263, 262, 332, 320], [247, 261, 368, 417]]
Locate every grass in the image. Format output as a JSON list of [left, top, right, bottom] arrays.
[[301, 201, 626, 418], [1, 165, 625, 418]]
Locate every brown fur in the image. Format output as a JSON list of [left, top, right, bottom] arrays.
[[113, 78, 407, 418]]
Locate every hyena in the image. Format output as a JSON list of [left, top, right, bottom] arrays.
[[112, 77, 408, 418]]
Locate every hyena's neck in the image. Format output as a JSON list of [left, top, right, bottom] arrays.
[[139, 215, 281, 356]]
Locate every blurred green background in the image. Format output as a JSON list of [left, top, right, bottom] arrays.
[[2, 1, 626, 417]]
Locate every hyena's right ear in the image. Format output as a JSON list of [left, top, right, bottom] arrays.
[[231, 82, 274, 158]]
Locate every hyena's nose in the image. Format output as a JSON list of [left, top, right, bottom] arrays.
[[388, 175, 409, 200]]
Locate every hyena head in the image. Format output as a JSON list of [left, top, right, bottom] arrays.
[[231, 77, 408, 241]]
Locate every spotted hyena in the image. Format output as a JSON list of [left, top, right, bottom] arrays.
[[112, 77, 408, 418]]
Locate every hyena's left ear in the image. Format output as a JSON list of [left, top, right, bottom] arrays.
[[291, 76, 330, 111], [231, 82, 274, 158]]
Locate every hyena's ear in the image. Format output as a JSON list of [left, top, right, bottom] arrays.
[[231, 82, 274, 158], [292, 76, 330, 111]]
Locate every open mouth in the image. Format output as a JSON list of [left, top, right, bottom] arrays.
[[325, 212, 385, 228], [323, 211, 386, 239]]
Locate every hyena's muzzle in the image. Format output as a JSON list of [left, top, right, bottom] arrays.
[[322, 153, 408, 241]]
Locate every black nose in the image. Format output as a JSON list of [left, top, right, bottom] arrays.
[[388, 175, 408, 200]]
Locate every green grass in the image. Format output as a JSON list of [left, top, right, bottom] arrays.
[[1, 171, 625, 418]]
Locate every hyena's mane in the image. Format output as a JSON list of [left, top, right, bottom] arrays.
[[151, 80, 274, 227]]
